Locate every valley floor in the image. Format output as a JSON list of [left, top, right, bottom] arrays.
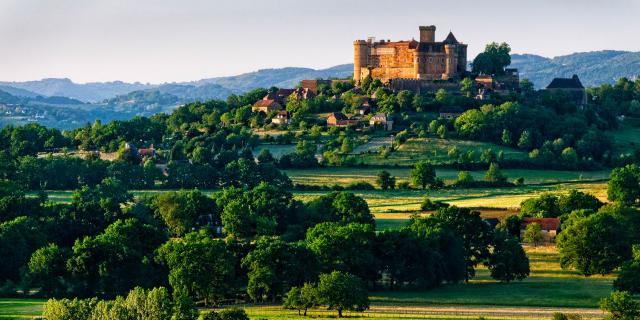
[[0, 246, 611, 320]]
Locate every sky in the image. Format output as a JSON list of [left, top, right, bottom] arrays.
[[1, 0, 639, 83]]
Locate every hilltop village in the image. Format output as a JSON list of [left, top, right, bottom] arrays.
[[248, 25, 586, 135]]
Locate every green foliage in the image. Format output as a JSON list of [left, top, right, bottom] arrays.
[[410, 160, 436, 190], [305, 222, 377, 282], [151, 190, 216, 237], [484, 163, 507, 183], [157, 230, 234, 306], [486, 230, 530, 282], [472, 42, 512, 75], [67, 218, 167, 297], [217, 308, 249, 320], [283, 283, 318, 316], [43, 297, 98, 320], [376, 170, 396, 190], [429, 206, 493, 281], [241, 236, 317, 302], [614, 248, 640, 294], [523, 222, 543, 246], [26, 243, 71, 296], [316, 271, 369, 318], [600, 291, 640, 320], [557, 211, 632, 276], [607, 164, 640, 204]]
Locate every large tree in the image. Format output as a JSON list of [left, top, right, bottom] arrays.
[[557, 212, 632, 276], [472, 42, 512, 75], [608, 164, 640, 205], [316, 271, 369, 318], [410, 160, 436, 190], [241, 236, 317, 302], [305, 222, 377, 283], [486, 230, 530, 282], [429, 206, 493, 281], [156, 230, 234, 306]]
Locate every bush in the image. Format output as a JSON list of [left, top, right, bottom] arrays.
[[344, 182, 376, 190], [218, 308, 249, 320], [420, 197, 449, 211], [397, 181, 411, 189]]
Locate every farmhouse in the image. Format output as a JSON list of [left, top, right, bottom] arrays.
[[545, 74, 587, 106], [439, 106, 464, 120], [369, 113, 393, 130], [520, 217, 561, 243], [327, 112, 359, 127], [271, 111, 290, 125], [252, 99, 282, 113]]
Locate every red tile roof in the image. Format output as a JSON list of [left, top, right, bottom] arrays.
[[521, 218, 561, 231]]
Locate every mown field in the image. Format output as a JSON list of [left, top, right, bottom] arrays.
[[353, 137, 529, 166], [0, 246, 609, 320]]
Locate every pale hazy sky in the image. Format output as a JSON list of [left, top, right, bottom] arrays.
[[1, 0, 639, 83]]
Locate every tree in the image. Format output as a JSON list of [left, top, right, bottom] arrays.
[[472, 42, 511, 75], [484, 163, 506, 183], [241, 237, 316, 302], [520, 193, 560, 218], [501, 129, 512, 145], [283, 283, 318, 316], [26, 243, 71, 296], [217, 308, 249, 320], [42, 298, 98, 320], [376, 170, 396, 190], [316, 271, 369, 318], [305, 222, 377, 282], [152, 190, 216, 237], [67, 218, 167, 297], [557, 212, 632, 276], [517, 130, 533, 149], [460, 77, 474, 96], [608, 164, 640, 204], [614, 248, 640, 294], [410, 160, 436, 190], [600, 291, 640, 320], [156, 230, 234, 306], [523, 223, 543, 246], [430, 206, 493, 281], [487, 230, 530, 282]]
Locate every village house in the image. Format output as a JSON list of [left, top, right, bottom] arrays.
[[439, 106, 464, 120], [252, 99, 283, 113], [520, 217, 561, 243], [369, 113, 393, 131], [271, 111, 290, 125], [327, 112, 359, 127], [545, 74, 587, 106]]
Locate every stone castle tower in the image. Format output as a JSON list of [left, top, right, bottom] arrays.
[[354, 25, 467, 84]]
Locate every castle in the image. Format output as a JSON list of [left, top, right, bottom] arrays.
[[353, 25, 467, 84]]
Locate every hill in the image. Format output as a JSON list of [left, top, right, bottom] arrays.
[[0, 78, 154, 102], [192, 64, 354, 92], [511, 50, 640, 88]]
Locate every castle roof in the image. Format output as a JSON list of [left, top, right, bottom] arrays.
[[416, 42, 444, 53], [547, 75, 584, 89], [443, 32, 459, 44]]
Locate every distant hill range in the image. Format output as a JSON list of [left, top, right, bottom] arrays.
[[510, 50, 640, 88], [1, 51, 639, 128]]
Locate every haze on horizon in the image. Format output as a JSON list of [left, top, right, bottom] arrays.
[[2, 0, 639, 84]]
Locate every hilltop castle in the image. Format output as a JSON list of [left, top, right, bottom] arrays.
[[353, 25, 467, 84]]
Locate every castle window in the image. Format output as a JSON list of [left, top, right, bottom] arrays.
[[429, 57, 433, 64]]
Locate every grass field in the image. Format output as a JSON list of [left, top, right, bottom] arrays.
[[0, 247, 608, 320], [354, 137, 529, 166], [0, 299, 44, 319], [284, 167, 610, 186]]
